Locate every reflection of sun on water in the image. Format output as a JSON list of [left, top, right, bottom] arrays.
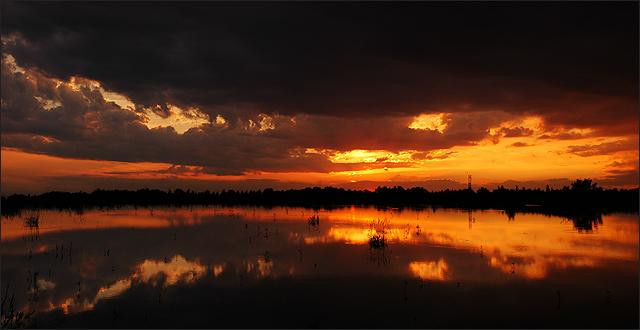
[[326, 227, 370, 244], [304, 226, 423, 245], [6, 207, 637, 317], [409, 259, 450, 281], [281, 207, 636, 281]]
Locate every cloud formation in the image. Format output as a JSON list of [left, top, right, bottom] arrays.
[[0, 2, 637, 189], [566, 139, 637, 157], [1, 56, 528, 174], [2, 2, 637, 132]]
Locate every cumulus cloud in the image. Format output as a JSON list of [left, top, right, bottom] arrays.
[[1, 55, 510, 175], [498, 127, 534, 138], [0, 57, 341, 175]]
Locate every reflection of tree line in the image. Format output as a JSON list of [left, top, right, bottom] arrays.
[[2, 179, 635, 231], [502, 208, 604, 232]]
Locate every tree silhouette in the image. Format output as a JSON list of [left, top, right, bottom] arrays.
[[1, 179, 637, 231], [570, 179, 600, 192]]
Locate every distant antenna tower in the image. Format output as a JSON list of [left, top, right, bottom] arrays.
[[468, 174, 472, 191]]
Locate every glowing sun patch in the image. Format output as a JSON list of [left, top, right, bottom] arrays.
[[408, 113, 448, 133]]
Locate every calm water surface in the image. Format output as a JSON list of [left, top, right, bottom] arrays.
[[1, 207, 637, 328]]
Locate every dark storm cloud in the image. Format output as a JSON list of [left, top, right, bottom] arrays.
[[1, 55, 513, 171], [2, 1, 637, 133], [1, 1, 638, 183], [510, 142, 532, 148], [598, 169, 640, 188], [0, 56, 342, 175], [1, 56, 447, 176], [268, 111, 510, 152], [566, 139, 637, 157], [498, 127, 534, 138]]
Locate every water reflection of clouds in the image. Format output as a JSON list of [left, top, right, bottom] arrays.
[[409, 259, 450, 281], [135, 255, 208, 286], [48, 255, 218, 315], [52, 253, 282, 317], [1, 207, 637, 321], [488, 253, 597, 279]]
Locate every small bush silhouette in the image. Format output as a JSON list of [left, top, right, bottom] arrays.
[[369, 233, 387, 249]]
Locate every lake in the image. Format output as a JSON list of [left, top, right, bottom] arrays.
[[1, 206, 637, 328]]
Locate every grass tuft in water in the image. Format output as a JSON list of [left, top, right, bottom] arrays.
[[307, 215, 320, 226], [368, 218, 389, 249], [23, 212, 39, 228]]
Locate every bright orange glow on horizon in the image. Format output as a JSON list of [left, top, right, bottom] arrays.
[[3, 125, 637, 194]]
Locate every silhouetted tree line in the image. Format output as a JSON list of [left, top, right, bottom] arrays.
[[1, 180, 637, 229]]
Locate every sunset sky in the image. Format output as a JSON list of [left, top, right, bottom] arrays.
[[1, 2, 638, 194]]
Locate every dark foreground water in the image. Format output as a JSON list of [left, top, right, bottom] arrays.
[[1, 207, 637, 328]]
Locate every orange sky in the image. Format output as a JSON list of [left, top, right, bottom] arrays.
[[1, 77, 637, 193], [2, 119, 637, 194], [1, 5, 638, 194], [1, 66, 637, 193]]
